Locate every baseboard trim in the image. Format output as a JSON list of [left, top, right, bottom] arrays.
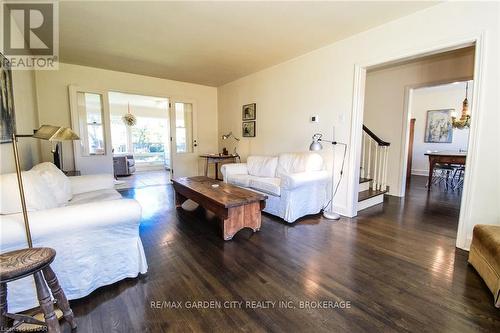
[[411, 169, 429, 176], [332, 205, 352, 218]]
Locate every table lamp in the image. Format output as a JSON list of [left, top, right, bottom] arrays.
[[221, 131, 240, 156], [11, 125, 79, 248]]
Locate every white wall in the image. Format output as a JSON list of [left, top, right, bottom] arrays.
[[0, 19, 40, 174], [410, 81, 472, 175], [218, 1, 499, 250], [364, 48, 474, 195], [35, 63, 218, 175]]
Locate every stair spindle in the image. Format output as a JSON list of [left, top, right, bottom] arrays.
[[383, 146, 389, 191], [367, 138, 372, 180], [361, 133, 366, 178], [373, 144, 379, 190]]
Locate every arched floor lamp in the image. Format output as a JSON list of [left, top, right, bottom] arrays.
[[309, 132, 347, 220]]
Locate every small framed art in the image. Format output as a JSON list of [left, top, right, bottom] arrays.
[[242, 121, 255, 137], [1, 53, 15, 143], [242, 103, 256, 120]]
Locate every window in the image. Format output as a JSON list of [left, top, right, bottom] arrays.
[[131, 116, 169, 166], [110, 114, 128, 153], [77, 92, 105, 155], [174, 102, 193, 153]]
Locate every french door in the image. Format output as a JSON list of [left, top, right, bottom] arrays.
[[169, 100, 199, 178], [69, 86, 113, 174], [69, 88, 198, 177]]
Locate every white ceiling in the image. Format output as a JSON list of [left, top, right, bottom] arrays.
[[59, 1, 438, 87]]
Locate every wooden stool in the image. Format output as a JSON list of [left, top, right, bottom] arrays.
[[0, 247, 77, 332]]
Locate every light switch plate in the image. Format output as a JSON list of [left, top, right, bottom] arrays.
[[311, 115, 319, 123]]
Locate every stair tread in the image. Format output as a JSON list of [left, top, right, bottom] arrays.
[[358, 188, 387, 202], [359, 177, 372, 184]]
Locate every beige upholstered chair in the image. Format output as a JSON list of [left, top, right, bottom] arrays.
[[468, 224, 500, 307]]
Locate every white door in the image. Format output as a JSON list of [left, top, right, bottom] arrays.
[[169, 100, 199, 178], [69, 86, 113, 175]]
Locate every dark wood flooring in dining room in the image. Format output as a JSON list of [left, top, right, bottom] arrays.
[[67, 175, 499, 332]]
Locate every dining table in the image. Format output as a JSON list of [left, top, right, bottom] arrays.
[[424, 151, 466, 190]]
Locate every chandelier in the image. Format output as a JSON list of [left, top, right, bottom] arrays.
[[452, 82, 471, 129], [122, 102, 137, 127]]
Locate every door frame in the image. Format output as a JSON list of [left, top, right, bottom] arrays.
[[107, 90, 173, 174], [405, 118, 416, 187], [105, 89, 200, 179], [347, 32, 486, 250], [399, 77, 473, 197]]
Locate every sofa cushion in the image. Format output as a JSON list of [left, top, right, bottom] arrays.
[[67, 189, 122, 206], [227, 174, 252, 187], [31, 162, 72, 205], [249, 177, 281, 196], [277, 152, 324, 176], [0, 171, 59, 214], [247, 156, 278, 177]]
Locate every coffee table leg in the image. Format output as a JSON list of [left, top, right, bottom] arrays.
[[175, 191, 187, 208], [223, 202, 262, 240]]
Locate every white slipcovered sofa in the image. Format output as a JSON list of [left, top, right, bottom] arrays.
[[0, 162, 148, 312], [221, 152, 330, 223]]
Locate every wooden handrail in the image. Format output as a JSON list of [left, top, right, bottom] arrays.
[[363, 125, 390, 146]]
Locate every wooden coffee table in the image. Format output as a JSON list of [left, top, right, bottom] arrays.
[[172, 176, 267, 240]]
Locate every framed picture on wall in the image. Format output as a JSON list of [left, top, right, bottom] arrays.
[[424, 109, 453, 143], [242, 103, 256, 120], [242, 121, 255, 137], [0, 53, 15, 144]]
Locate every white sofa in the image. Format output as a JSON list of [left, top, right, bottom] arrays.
[[221, 152, 330, 223], [0, 162, 148, 312]]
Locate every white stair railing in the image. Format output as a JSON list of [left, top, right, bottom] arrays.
[[360, 126, 390, 191]]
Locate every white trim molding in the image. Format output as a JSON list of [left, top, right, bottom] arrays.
[[348, 32, 487, 251]]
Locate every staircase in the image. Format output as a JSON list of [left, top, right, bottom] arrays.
[[357, 125, 390, 211]]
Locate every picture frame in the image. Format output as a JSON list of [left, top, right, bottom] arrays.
[[424, 109, 453, 143], [242, 121, 255, 137], [242, 103, 256, 120], [0, 53, 15, 144]]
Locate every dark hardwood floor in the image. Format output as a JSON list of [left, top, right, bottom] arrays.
[[65, 175, 499, 332]]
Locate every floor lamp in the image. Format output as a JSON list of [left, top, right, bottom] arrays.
[[309, 131, 347, 220], [11, 125, 79, 247]]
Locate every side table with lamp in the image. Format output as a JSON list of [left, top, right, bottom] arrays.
[[200, 131, 241, 180], [0, 125, 79, 333]]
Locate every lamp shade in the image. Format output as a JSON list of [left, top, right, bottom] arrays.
[[309, 133, 323, 151], [309, 141, 323, 151], [32, 125, 80, 141], [221, 131, 240, 141]]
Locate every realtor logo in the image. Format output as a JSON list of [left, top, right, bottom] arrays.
[[1, 1, 58, 69]]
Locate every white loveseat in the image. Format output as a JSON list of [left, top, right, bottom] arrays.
[[0, 162, 148, 312], [221, 152, 330, 223]]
